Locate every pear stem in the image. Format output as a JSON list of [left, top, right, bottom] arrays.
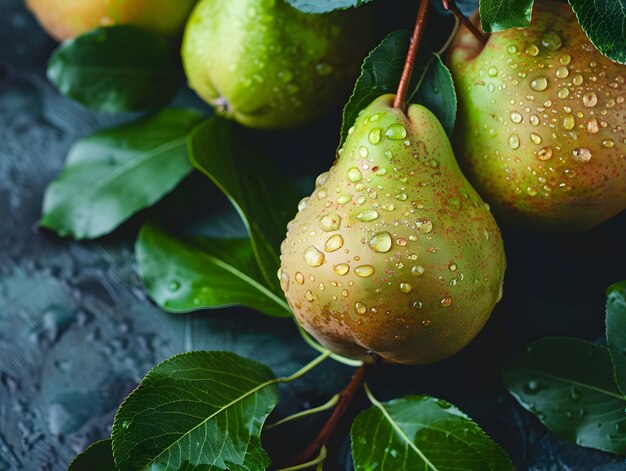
[[286, 362, 373, 467], [393, 0, 430, 110], [443, 0, 488, 46]]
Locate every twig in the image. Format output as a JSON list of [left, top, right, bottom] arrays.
[[393, 0, 431, 110], [287, 362, 373, 466], [443, 0, 488, 46]]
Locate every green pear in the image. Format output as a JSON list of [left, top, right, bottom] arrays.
[[279, 95, 506, 364], [181, 0, 375, 129], [27, 0, 198, 41], [449, 0, 626, 231]]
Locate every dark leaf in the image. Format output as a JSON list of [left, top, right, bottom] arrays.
[[40, 108, 202, 239], [351, 393, 515, 470], [504, 337, 626, 456], [479, 0, 534, 32], [136, 222, 291, 317], [188, 118, 301, 292], [67, 440, 115, 471], [47, 26, 181, 113], [607, 281, 626, 395], [112, 351, 279, 471], [568, 0, 626, 64]]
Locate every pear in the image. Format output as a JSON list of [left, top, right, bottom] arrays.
[[449, 0, 626, 231], [181, 0, 375, 129], [26, 0, 198, 41], [279, 95, 506, 364]]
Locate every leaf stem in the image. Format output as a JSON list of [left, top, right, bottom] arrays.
[[279, 350, 333, 383], [266, 394, 340, 430], [443, 0, 487, 46], [275, 446, 327, 471], [287, 362, 374, 466], [393, 0, 431, 110]]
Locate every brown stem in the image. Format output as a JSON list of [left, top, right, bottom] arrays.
[[287, 362, 373, 466], [444, 0, 488, 46], [393, 0, 431, 110]]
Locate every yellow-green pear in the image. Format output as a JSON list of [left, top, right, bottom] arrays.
[[181, 0, 375, 129], [449, 0, 626, 231], [279, 95, 506, 364]]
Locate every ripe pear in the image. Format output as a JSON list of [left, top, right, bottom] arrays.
[[26, 0, 198, 41], [279, 95, 506, 364], [181, 0, 375, 129], [449, 0, 626, 231]]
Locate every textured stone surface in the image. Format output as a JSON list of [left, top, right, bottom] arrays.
[[1, 1, 625, 469]]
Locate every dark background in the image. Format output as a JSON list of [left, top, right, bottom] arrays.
[[1, 0, 625, 469]]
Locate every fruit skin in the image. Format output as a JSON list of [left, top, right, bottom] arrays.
[[449, 0, 626, 232], [27, 0, 198, 41], [279, 95, 506, 365], [181, 0, 375, 129]]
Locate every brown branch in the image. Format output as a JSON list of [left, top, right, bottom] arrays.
[[444, 0, 488, 46], [393, 0, 431, 110], [287, 362, 373, 466]]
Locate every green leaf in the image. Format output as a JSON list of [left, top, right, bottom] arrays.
[[40, 108, 203, 239], [284, 0, 374, 13], [112, 351, 279, 471], [340, 31, 457, 146], [68, 440, 115, 471], [479, 0, 534, 32], [409, 54, 457, 136], [188, 118, 301, 292], [47, 26, 181, 113], [503, 337, 626, 456], [351, 392, 514, 470], [136, 222, 291, 317], [568, 0, 626, 64], [607, 281, 626, 395]]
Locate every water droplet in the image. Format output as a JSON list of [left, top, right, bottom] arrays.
[[416, 218, 433, 234], [572, 74, 583, 86], [527, 186, 538, 196], [297, 197, 309, 211], [524, 380, 541, 394], [357, 210, 379, 222], [369, 232, 392, 253], [541, 32, 562, 51], [530, 132, 542, 144], [122, 420, 131, 430], [347, 167, 362, 182], [368, 128, 382, 145], [507, 45, 517, 54], [399, 282, 412, 293], [530, 114, 540, 125], [305, 290, 314, 302], [510, 111, 523, 123], [508, 133, 520, 149], [295, 272, 305, 284], [325, 234, 344, 252], [359, 146, 369, 158], [572, 147, 592, 162], [320, 214, 341, 232], [384, 123, 407, 140], [559, 53, 571, 65], [562, 114, 575, 130], [168, 280, 181, 291], [411, 265, 425, 276], [440, 297, 452, 307], [488, 66, 498, 77], [448, 262, 458, 272], [583, 92, 597, 107], [570, 388, 582, 402], [586, 118, 599, 134], [337, 195, 352, 204], [555, 66, 569, 79], [558, 87, 570, 99], [355, 265, 375, 278], [536, 146, 553, 160], [530, 76, 548, 91], [334, 264, 349, 276], [355, 302, 367, 315], [304, 246, 325, 267], [525, 44, 539, 56], [603, 139, 615, 148]]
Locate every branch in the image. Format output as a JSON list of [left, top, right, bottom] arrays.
[[444, 0, 488, 46], [393, 0, 431, 110], [287, 362, 374, 466]]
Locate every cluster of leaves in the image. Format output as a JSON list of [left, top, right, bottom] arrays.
[[37, 0, 626, 469], [504, 282, 626, 455]]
